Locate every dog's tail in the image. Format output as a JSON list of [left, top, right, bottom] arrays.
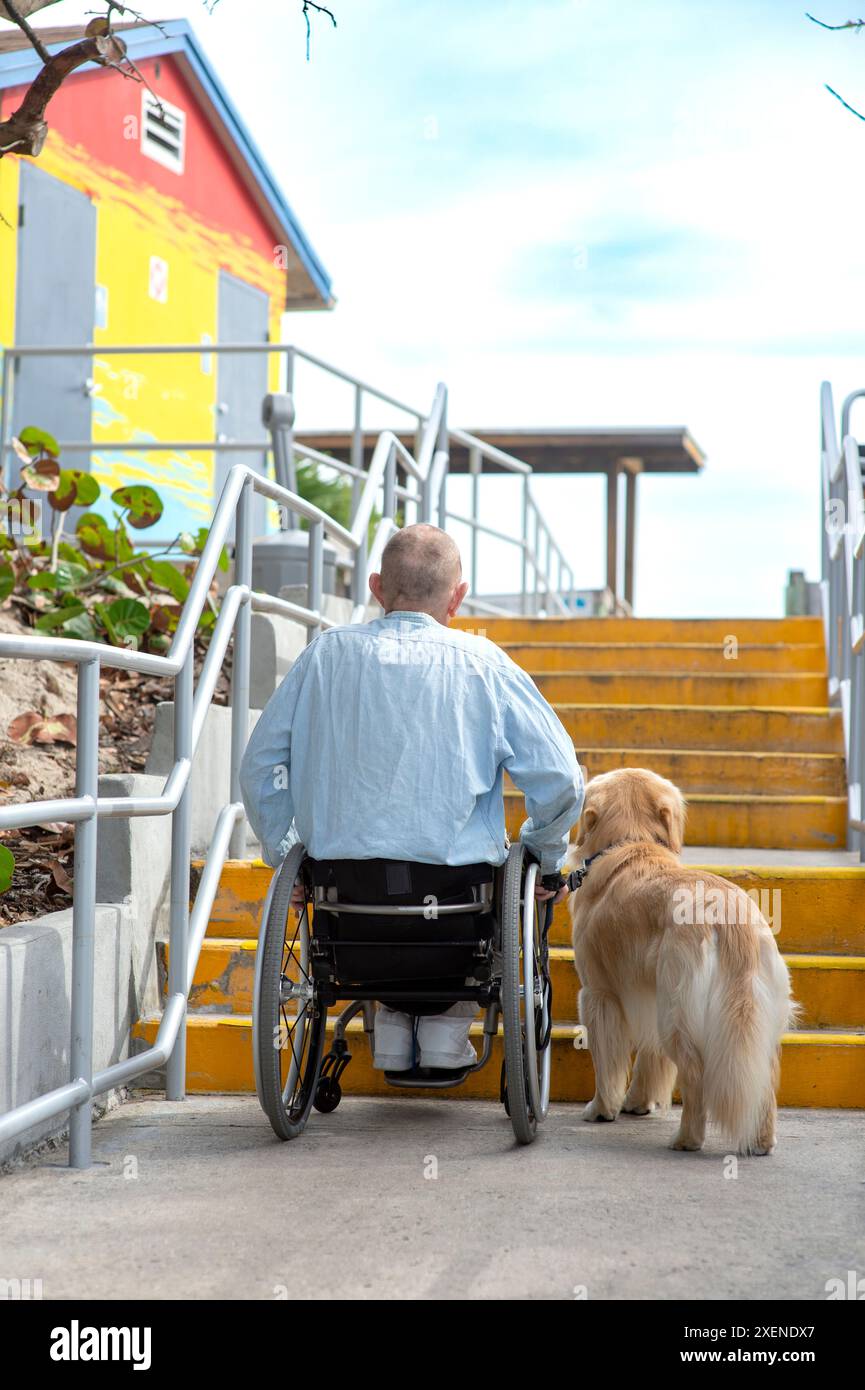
[[701, 917, 796, 1152]]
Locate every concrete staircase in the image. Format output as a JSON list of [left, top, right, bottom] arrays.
[[134, 614, 865, 1108]]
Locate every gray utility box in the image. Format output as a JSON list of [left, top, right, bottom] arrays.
[[252, 530, 339, 597]]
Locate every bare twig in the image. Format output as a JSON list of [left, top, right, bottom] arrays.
[[302, 0, 336, 60], [806, 13, 865, 31], [1, 0, 53, 64], [825, 82, 865, 119]]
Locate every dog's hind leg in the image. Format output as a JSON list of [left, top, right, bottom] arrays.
[[580, 987, 631, 1122], [751, 1052, 780, 1156], [670, 1059, 707, 1152], [623, 1047, 677, 1115]]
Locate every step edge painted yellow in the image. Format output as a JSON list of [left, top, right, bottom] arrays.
[[210, 861, 865, 881], [551, 702, 837, 714], [524, 946, 865, 972], [503, 788, 847, 807], [186, 942, 865, 972], [133, 1015, 865, 1047]]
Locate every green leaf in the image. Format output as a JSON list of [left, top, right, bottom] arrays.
[[110, 484, 163, 530], [28, 561, 88, 592], [0, 559, 14, 603], [76, 525, 112, 561], [61, 610, 99, 642], [0, 843, 14, 894], [145, 558, 189, 602], [104, 597, 150, 641], [197, 609, 216, 631], [18, 425, 59, 458], [75, 511, 109, 535], [57, 542, 84, 565], [51, 470, 101, 512], [35, 602, 86, 631]]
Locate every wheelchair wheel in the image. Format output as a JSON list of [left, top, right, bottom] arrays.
[[500, 843, 552, 1144], [253, 844, 327, 1141]]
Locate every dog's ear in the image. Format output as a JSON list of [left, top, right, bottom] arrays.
[[577, 806, 598, 844], [659, 797, 685, 854]]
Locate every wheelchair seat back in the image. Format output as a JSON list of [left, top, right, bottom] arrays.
[[305, 857, 495, 1003]]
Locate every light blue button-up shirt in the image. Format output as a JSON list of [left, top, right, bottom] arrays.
[[240, 610, 583, 875]]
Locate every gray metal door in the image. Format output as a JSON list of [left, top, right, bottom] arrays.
[[12, 164, 96, 488], [217, 271, 270, 538]]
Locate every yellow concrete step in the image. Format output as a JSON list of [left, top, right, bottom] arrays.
[[199, 862, 865, 954], [532, 671, 827, 706], [501, 643, 827, 674], [503, 789, 847, 850], [553, 703, 842, 752], [131, 1013, 865, 1108], [574, 748, 846, 796], [454, 616, 825, 644], [173, 940, 865, 1032]]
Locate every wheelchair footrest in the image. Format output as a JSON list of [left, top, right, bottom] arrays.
[[384, 1065, 473, 1089]]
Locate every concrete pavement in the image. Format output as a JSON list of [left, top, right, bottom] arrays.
[[1, 1094, 862, 1300]]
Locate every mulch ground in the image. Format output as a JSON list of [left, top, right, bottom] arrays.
[[0, 610, 231, 927]]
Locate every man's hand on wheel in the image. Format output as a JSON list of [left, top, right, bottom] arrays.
[[291, 882, 306, 913], [534, 883, 568, 904]]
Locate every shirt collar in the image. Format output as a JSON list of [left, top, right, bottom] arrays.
[[382, 610, 440, 628]]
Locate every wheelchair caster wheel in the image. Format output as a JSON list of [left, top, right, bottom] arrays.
[[313, 1077, 342, 1114]]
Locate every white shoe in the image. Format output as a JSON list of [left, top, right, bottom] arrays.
[[417, 1004, 478, 1069], [373, 1007, 416, 1071]]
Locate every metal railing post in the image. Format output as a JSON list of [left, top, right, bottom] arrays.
[[165, 652, 193, 1100], [0, 349, 12, 490], [469, 446, 481, 597], [262, 393, 297, 531], [68, 658, 100, 1169], [351, 385, 364, 516], [307, 519, 323, 645], [521, 479, 530, 615], [229, 477, 253, 859], [383, 446, 397, 522], [437, 387, 448, 530]]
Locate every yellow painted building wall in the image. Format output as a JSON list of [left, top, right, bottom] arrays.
[[2, 126, 284, 537]]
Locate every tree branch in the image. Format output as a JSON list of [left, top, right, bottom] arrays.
[[806, 12, 865, 31], [0, 31, 127, 156]]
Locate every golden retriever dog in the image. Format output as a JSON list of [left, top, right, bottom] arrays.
[[567, 768, 796, 1155]]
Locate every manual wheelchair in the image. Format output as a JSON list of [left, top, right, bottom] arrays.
[[251, 841, 553, 1145]]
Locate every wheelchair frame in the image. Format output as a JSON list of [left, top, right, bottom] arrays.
[[252, 841, 552, 1145]]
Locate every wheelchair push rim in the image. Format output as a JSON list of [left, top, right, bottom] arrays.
[[500, 843, 552, 1144], [253, 844, 326, 1141]]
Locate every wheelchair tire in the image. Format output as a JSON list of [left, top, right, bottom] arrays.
[[253, 844, 327, 1141], [500, 843, 551, 1144]]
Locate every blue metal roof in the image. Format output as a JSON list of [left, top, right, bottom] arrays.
[[0, 19, 333, 308]]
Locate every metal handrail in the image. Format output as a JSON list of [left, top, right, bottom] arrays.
[[0, 348, 578, 1167], [0, 341, 576, 613], [820, 381, 865, 856]]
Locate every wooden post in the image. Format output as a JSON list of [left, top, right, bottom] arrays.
[[623, 461, 641, 610], [606, 464, 619, 599]]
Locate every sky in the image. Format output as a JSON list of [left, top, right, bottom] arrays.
[[43, 0, 865, 613]]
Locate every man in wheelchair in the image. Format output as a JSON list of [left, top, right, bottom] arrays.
[[240, 524, 583, 1080]]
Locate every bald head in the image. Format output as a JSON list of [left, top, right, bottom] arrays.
[[371, 524, 466, 622]]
